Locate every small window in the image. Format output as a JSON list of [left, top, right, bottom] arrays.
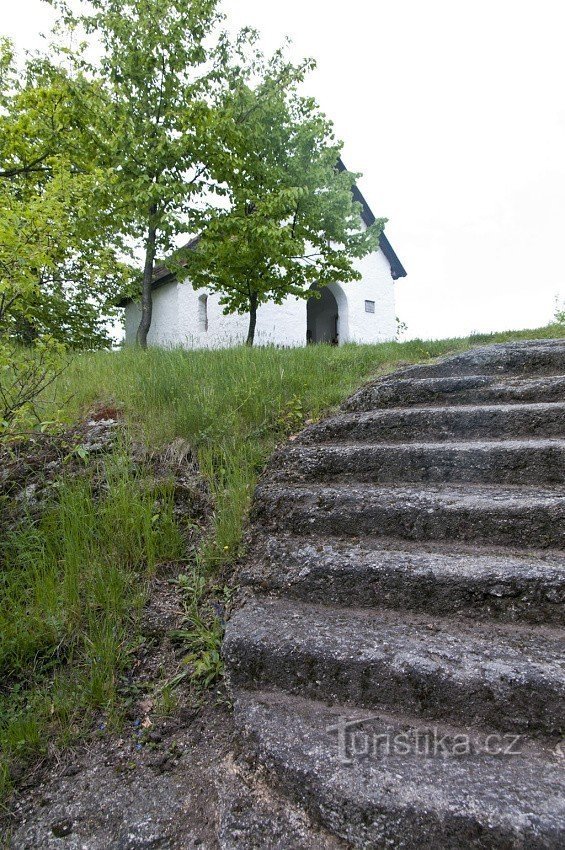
[[198, 294, 208, 332], [365, 300, 375, 314]]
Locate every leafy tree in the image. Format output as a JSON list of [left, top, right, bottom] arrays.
[[0, 41, 133, 349], [50, 0, 227, 348], [181, 50, 384, 346], [0, 39, 133, 431]]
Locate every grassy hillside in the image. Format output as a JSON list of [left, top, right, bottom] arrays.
[[51, 325, 565, 568], [2, 324, 565, 800]]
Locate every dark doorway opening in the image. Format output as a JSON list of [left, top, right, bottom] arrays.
[[306, 286, 339, 344]]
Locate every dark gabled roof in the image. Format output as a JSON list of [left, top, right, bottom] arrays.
[[117, 235, 199, 306], [119, 163, 406, 306], [337, 159, 407, 280], [152, 234, 200, 288]]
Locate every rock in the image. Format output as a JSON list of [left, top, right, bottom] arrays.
[[224, 338, 565, 848], [51, 818, 73, 837]]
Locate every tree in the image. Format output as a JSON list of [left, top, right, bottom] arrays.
[[181, 50, 385, 346], [0, 39, 134, 431], [50, 0, 227, 348], [0, 40, 134, 349]]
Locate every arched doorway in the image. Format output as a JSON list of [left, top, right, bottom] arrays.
[[307, 286, 339, 344]]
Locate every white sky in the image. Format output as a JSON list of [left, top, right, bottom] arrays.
[[4, 0, 565, 339]]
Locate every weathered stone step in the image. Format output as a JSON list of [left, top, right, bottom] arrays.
[[242, 535, 565, 625], [253, 482, 565, 548], [298, 402, 565, 445], [224, 596, 565, 736], [396, 339, 565, 379], [224, 338, 565, 848], [233, 689, 565, 849], [344, 374, 565, 412], [271, 439, 565, 486]]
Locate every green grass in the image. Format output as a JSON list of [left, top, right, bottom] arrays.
[[0, 453, 183, 802], [49, 324, 565, 566], [2, 322, 565, 801]]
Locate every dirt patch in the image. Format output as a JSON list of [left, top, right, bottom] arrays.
[[4, 695, 234, 849], [0, 414, 210, 532]]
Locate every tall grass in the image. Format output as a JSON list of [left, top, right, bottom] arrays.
[[0, 454, 182, 801], [50, 325, 565, 566]]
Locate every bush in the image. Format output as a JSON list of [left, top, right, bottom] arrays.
[[0, 338, 65, 435]]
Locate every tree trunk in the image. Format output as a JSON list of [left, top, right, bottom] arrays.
[[246, 291, 258, 347], [136, 207, 158, 349]]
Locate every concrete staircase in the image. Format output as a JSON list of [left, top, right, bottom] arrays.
[[223, 339, 565, 849]]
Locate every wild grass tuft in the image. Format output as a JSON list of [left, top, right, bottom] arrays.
[[0, 454, 182, 800]]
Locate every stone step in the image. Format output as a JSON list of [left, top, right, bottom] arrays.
[[217, 753, 347, 850], [253, 482, 565, 548], [224, 596, 565, 736], [271, 439, 565, 486], [396, 339, 565, 379], [298, 402, 565, 445], [233, 689, 565, 849], [344, 374, 565, 412], [242, 535, 565, 625]]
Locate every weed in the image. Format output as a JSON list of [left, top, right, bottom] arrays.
[[0, 452, 183, 798]]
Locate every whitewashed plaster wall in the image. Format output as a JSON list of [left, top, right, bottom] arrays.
[[124, 279, 179, 347], [175, 281, 307, 349], [123, 246, 397, 348], [345, 248, 397, 344]]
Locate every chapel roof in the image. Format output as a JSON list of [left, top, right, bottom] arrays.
[[337, 159, 407, 280], [118, 163, 406, 306]]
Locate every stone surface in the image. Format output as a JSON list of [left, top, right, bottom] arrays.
[[269, 438, 565, 485], [397, 338, 565, 378], [233, 690, 565, 850], [344, 374, 565, 411], [252, 482, 565, 548], [217, 755, 348, 850], [224, 338, 565, 848], [241, 534, 565, 624], [298, 402, 565, 444], [225, 596, 564, 736]]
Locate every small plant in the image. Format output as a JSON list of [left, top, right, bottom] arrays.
[[277, 394, 305, 433], [0, 338, 66, 436], [396, 316, 408, 340], [169, 572, 227, 690], [153, 681, 180, 716]]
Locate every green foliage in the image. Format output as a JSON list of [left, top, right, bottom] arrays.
[[0, 36, 136, 435], [183, 48, 383, 344], [57, 0, 220, 243], [0, 337, 65, 433], [0, 40, 134, 349], [50, 0, 226, 347], [0, 452, 183, 796]]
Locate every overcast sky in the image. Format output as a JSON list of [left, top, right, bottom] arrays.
[[5, 1, 565, 339]]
